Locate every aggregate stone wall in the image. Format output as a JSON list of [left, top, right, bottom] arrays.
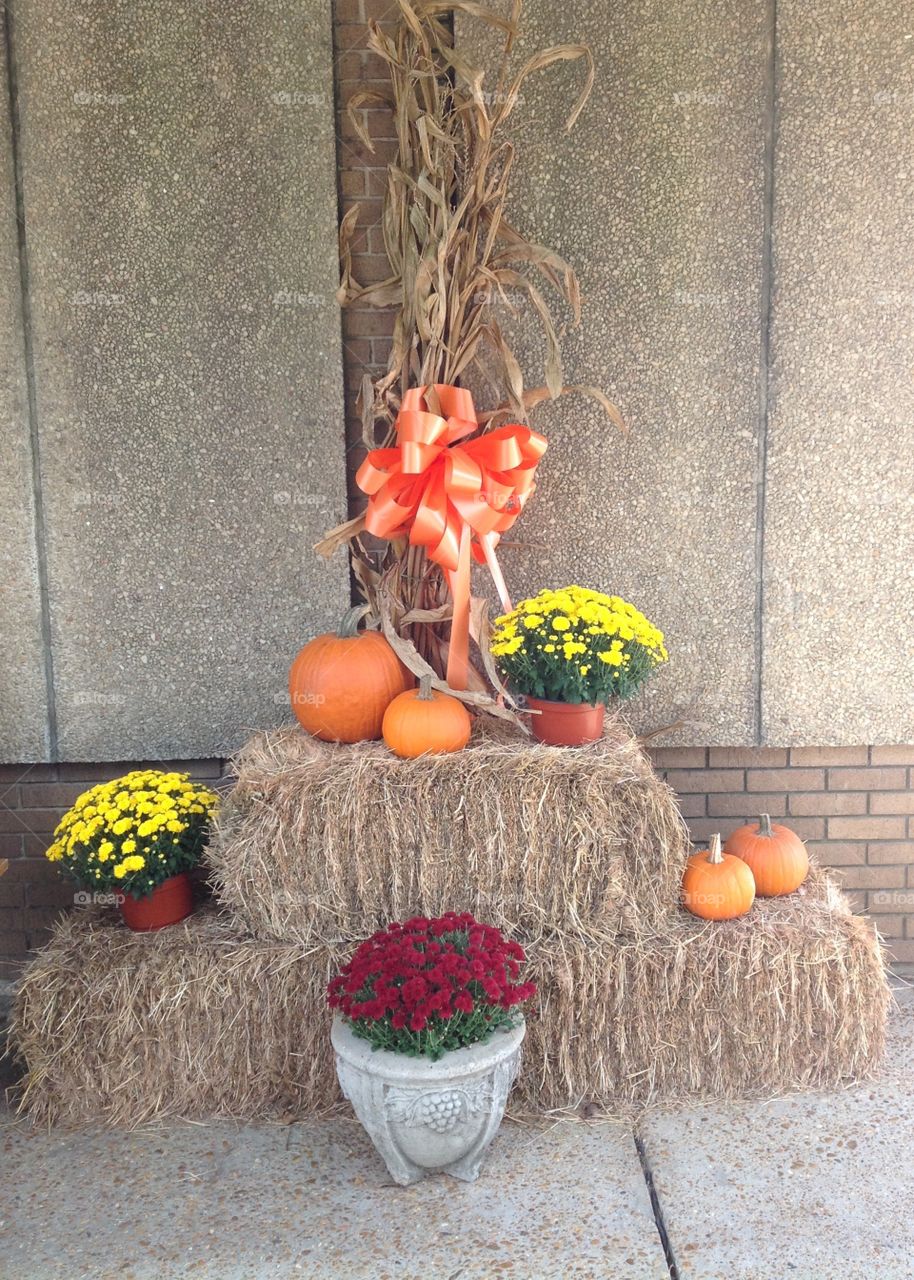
[[0, 27, 48, 762], [457, 0, 914, 746], [764, 0, 914, 745], [0, 0, 349, 762]]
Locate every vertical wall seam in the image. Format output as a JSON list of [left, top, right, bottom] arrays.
[[755, 0, 778, 746], [4, 0, 59, 761]]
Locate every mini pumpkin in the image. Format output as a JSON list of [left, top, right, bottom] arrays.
[[382, 675, 472, 759], [724, 813, 809, 897], [682, 832, 756, 921], [288, 607, 413, 743]]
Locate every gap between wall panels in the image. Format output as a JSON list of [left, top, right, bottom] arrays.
[[755, 0, 778, 747]]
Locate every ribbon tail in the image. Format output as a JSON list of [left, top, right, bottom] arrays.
[[445, 525, 472, 690], [479, 532, 512, 614]]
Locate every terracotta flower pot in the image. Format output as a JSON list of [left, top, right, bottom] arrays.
[[526, 696, 605, 747], [119, 872, 194, 932]]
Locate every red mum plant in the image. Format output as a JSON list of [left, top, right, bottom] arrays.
[[327, 912, 536, 1061]]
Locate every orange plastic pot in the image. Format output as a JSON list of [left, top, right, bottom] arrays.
[[526, 697, 605, 747], [119, 872, 194, 932]]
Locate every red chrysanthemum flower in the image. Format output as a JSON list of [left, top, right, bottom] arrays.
[[326, 912, 536, 1060]]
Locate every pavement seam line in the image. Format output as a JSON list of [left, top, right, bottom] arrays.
[[634, 1129, 680, 1280]]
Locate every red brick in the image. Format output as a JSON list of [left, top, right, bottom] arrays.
[[20, 833, 52, 858], [907, 918, 914, 939], [886, 941, 914, 964], [335, 0, 365, 21], [867, 841, 914, 865], [870, 914, 905, 937], [0, 875, 23, 908], [18, 782, 88, 809], [365, 167, 392, 198], [870, 746, 914, 765], [829, 816, 907, 840], [828, 767, 907, 791], [870, 791, 914, 814], [339, 135, 397, 166], [340, 169, 366, 197], [356, 254, 395, 284], [647, 747, 707, 769], [666, 769, 744, 794], [705, 793, 785, 819], [27, 878, 75, 910], [55, 761, 141, 782], [0, 834, 24, 858], [867, 887, 914, 912], [366, 225, 388, 255], [676, 794, 706, 818], [23, 906, 67, 936], [805, 841, 866, 866], [0, 763, 57, 782], [0, 808, 60, 836], [708, 748, 788, 768], [789, 746, 869, 766], [840, 865, 906, 889], [685, 819, 732, 844], [789, 791, 866, 816], [747, 768, 824, 792], [345, 308, 398, 336], [370, 337, 393, 366], [778, 816, 826, 840], [0, 929, 28, 957]]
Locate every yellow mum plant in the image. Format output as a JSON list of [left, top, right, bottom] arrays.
[[491, 586, 668, 705], [45, 770, 218, 899]]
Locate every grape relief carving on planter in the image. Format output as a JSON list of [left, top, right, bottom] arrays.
[[385, 1083, 493, 1133]]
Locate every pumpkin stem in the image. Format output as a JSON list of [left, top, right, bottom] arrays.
[[758, 813, 773, 838], [417, 673, 436, 701], [707, 833, 723, 864], [337, 605, 371, 638]]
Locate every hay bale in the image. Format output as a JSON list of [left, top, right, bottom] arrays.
[[9, 910, 345, 1127], [208, 721, 690, 946], [10, 867, 889, 1127], [519, 867, 890, 1111]]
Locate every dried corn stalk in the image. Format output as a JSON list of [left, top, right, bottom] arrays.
[[318, 0, 622, 697]]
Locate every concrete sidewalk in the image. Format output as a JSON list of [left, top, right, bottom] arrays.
[[2, 986, 912, 1280]]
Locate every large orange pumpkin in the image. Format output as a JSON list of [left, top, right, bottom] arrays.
[[289, 608, 413, 743], [382, 675, 472, 759], [682, 833, 756, 921], [724, 813, 809, 897]]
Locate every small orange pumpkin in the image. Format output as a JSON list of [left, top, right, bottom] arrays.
[[382, 675, 472, 759], [289, 607, 413, 743], [724, 813, 809, 897], [682, 833, 756, 921]]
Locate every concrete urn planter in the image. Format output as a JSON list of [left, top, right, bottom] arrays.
[[331, 1015, 525, 1186]]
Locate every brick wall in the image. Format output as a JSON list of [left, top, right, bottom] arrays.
[[648, 745, 914, 966], [0, 760, 225, 979], [333, 0, 400, 512], [2, 748, 913, 975]]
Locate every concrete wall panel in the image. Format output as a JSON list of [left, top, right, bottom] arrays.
[[0, 25, 47, 762], [765, 1, 914, 744], [459, 1, 769, 743], [14, 0, 348, 759]]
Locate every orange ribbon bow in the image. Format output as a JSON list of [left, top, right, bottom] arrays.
[[356, 383, 547, 689]]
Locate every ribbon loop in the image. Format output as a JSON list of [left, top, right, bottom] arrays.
[[357, 384, 547, 689]]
